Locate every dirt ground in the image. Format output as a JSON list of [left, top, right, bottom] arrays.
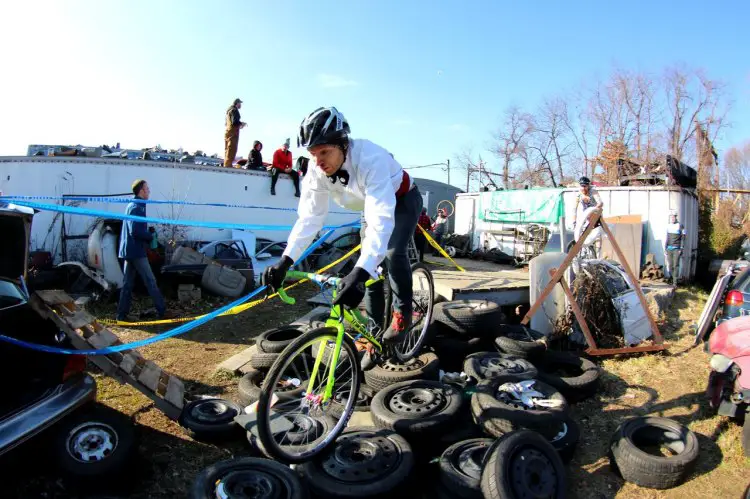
[[6, 283, 750, 498]]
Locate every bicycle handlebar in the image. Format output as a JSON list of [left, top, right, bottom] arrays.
[[275, 269, 381, 305]]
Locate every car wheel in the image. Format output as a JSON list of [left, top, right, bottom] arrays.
[[256, 326, 306, 354], [463, 352, 538, 382], [470, 375, 568, 438], [439, 438, 494, 499], [190, 457, 308, 499], [535, 350, 601, 401], [179, 398, 242, 442], [494, 325, 547, 358], [54, 404, 136, 489], [363, 351, 440, 392], [480, 430, 567, 499], [297, 426, 414, 498]]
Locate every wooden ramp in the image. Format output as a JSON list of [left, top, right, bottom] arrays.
[[427, 257, 530, 305], [30, 290, 186, 420]]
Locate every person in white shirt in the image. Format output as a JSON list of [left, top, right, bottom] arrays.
[[262, 107, 423, 359]]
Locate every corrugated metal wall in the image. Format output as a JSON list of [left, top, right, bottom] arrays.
[[456, 186, 699, 280]]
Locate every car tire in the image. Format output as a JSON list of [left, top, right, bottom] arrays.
[[54, 404, 136, 489], [610, 416, 700, 489], [494, 325, 547, 358], [463, 352, 538, 382], [246, 415, 336, 458], [480, 430, 567, 499], [256, 326, 306, 354], [470, 375, 568, 438], [364, 351, 440, 392], [535, 350, 601, 401], [438, 438, 494, 499], [179, 398, 242, 442], [370, 379, 464, 439], [297, 426, 414, 498], [190, 457, 308, 499], [432, 300, 505, 337], [328, 383, 374, 419], [250, 351, 279, 370], [549, 415, 580, 463]]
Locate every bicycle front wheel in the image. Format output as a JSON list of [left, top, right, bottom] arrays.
[[256, 327, 361, 463], [394, 263, 435, 360]]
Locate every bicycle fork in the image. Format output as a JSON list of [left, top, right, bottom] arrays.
[[305, 305, 347, 406]]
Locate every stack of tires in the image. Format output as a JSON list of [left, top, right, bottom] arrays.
[[429, 300, 507, 372]]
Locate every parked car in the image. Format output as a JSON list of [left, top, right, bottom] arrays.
[[716, 266, 750, 327], [706, 315, 750, 456], [0, 204, 135, 490]]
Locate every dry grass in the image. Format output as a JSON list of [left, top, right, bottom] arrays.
[[6, 283, 750, 498]]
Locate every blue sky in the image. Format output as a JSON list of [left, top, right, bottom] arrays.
[[1, 0, 748, 188]]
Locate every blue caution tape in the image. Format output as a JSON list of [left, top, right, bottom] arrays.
[[0, 195, 352, 215], [0, 224, 357, 355], [8, 199, 360, 232], [0, 285, 269, 355]]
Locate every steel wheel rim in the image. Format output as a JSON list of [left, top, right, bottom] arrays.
[[65, 422, 118, 463], [320, 431, 401, 483], [508, 447, 558, 497], [215, 469, 285, 499]]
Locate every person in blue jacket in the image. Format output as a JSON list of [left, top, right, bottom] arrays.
[[116, 179, 172, 321]]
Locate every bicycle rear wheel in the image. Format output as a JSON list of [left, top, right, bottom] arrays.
[[256, 327, 360, 464], [393, 263, 435, 360]]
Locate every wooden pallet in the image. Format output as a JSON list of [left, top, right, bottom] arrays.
[[29, 289, 186, 420]]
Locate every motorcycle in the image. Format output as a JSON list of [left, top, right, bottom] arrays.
[[706, 315, 750, 456]]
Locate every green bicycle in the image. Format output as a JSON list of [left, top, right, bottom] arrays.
[[255, 263, 435, 463]]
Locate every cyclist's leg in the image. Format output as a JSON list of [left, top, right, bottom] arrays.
[[360, 217, 385, 330], [385, 188, 422, 323]]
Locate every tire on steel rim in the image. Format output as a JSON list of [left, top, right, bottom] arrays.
[[189, 457, 307, 499], [393, 263, 435, 361], [256, 327, 361, 464], [480, 430, 567, 499]]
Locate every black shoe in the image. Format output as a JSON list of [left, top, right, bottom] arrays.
[[294, 192, 300, 198], [270, 188, 276, 195]]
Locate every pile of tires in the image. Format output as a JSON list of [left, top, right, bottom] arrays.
[[430, 300, 506, 371]]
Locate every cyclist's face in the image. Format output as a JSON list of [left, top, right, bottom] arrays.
[[308, 144, 344, 176], [579, 184, 589, 195]]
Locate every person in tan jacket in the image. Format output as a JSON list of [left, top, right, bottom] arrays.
[[224, 98, 246, 167]]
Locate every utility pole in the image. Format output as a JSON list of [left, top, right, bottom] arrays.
[[446, 158, 450, 187]]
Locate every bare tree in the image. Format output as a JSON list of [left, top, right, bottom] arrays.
[[663, 66, 729, 165], [723, 142, 750, 190], [492, 107, 533, 188]]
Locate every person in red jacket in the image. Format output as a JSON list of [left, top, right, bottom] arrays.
[[414, 208, 431, 261], [269, 138, 300, 197]]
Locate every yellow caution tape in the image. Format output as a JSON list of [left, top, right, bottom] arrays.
[[101, 244, 362, 326], [417, 225, 465, 272]]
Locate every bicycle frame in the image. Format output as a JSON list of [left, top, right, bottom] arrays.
[[276, 270, 384, 402]]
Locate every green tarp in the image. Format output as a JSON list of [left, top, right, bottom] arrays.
[[478, 188, 564, 224]]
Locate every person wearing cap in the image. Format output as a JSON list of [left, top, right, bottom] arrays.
[[665, 211, 686, 286], [117, 180, 173, 322], [431, 208, 448, 254], [269, 138, 300, 197], [224, 98, 246, 167]]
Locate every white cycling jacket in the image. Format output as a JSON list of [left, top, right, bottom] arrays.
[[282, 138, 412, 278]]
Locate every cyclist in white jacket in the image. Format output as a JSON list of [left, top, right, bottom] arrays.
[[262, 107, 423, 365]]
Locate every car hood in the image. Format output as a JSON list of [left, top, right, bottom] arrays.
[[0, 205, 33, 281]]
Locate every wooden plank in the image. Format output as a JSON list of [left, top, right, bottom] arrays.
[[119, 353, 139, 374], [587, 344, 667, 356], [521, 209, 601, 326], [87, 329, 120, 349], [66, 310, 96, 330], [137, 361, 162, 392], [164, 376, 186, 409], [157, 371, 170, 396], [599, 219, 664, 344], [36, 289, 74, 305], [216, 345, 257, 375], [603, 214, 642, 224]]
